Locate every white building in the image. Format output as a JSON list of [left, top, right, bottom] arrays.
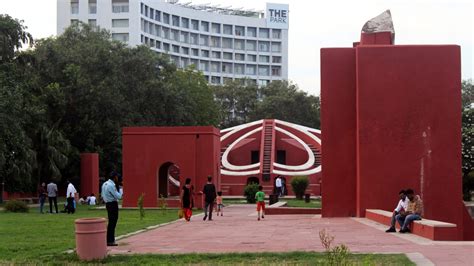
[[57, 0, 289, 86]]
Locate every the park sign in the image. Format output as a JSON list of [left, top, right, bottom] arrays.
[[266, 3, 289, 29]]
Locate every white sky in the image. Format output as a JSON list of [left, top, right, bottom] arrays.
[[2, 0, 473, 96]]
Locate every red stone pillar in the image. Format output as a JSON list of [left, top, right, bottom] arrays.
[[80, 153, 99, 198]]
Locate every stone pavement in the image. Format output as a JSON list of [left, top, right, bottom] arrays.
[[109, 205, 474, 265]]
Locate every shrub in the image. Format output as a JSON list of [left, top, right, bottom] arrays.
[[244, 183, 260, 203], [319, 228, 350, 265], [291, 176, 309, 199], [159, 194, 168, 215], [4, 200, 29, 213]]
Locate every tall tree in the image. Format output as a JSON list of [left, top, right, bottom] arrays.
[[461, 79, 473, 200], [0, 14, 33, 62]]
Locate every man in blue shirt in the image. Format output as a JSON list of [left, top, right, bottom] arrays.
[[102, 171, 123, 246]]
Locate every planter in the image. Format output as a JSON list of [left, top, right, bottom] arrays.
[[75, 217, 107, 261]]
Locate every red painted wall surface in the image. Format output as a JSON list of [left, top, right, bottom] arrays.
[[122, 127, 220, 208], [80, 153, 99, 197], [320, 48, 357, 217]]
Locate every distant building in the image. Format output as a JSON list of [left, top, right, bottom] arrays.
[[57, 0, 289, 85]]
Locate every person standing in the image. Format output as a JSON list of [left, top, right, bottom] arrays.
[[255, 185, 266, 221], [202, 176, 217, 221], [66, 180, 77, 214], [180, 178, 194, 222], [275, 176, 282, 197], [102, 172, 123, 246], [37, 182, 47, 214], [47, 181, 58, 214]]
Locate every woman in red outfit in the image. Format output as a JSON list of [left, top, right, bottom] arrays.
[[180, 178, 194, 221]]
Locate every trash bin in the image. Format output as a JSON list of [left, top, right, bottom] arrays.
[[269, 194, 279, 205], [75, 217, 107, 261], [305, 194, 311, 203]]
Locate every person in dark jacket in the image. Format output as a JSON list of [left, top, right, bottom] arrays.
[[202, 176, 217, 221]]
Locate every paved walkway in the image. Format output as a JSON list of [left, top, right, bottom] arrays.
[[110, 205, 474, 265]]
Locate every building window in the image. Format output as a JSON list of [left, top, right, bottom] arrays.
[[235, 26, 245, 36], [259, 41, 269, 52], [88, 0, 97, 14], [272, 66, 281, 76], [271, 42, 281, 53], [211, 51, 221, 59], [235, 53, 245, 61], [191, 19, 199, 30], [155, 11, 161, 21], [181, 47, 189, 55], [190, 33, 198, 45], [163, 13, 170, 24], [247, 27, 257, 37], [70, 19, 79, 25], [190, 59, 198, 67], [180, 32, 189, 43], [259, 28, 269, 38], [246, 40, 256, 51], [181, 18, 189, 28], [211, 23, 221, 34], [155, 25, 161, 36], [222, 38, 232, 49], [172, 45, 179, 53], [163, 43, 170, 51], [112, 33, 129, 42], [211, 76, 221, 84], [272, 56, 282, 63], [247, 54, 257, 62], [88, 19, 97, 28], [156, 41, 161, 49], [234, 39, 245, 50], [223, 52, 232, 60], [201, 21, 209, 32], [172, 15, 180, 27], [234, 64, 244, 74], [162, 27, 170, 39], [272, 29, 281, 39], [222, 63, 232, 73], [199, 35, 209, 46], [258, 66, 270, 76], [199, 61, 209, 71], [246, 65, 256, 75], [210, 36, 220, 48], [223, 24, 232, 35], [201, 49, 209, 58], [211, 62, 220, 73], [258, 79, 269, 86], [71, 0, 79, 14], [191, 48, 199, 56], [112, 0, 129, 13], [172, 29, 179, 42], [112, 19, 129, 28], [259, 55, 270, 63]]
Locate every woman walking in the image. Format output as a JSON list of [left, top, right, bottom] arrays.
[[180, 178, 194, 221]]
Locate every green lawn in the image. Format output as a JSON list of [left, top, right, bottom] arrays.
[[0, 205, 180, 263], [223, 198, 321, 208], [44, 251, 414, 265]]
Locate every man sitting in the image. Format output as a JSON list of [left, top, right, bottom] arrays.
[[396, 189, 423, 233], [385, 190, 409, 233]]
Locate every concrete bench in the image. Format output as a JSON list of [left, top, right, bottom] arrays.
[[365, 209, 458, 241]]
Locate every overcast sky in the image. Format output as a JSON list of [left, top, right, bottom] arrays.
[[2, 0, 473, 95]]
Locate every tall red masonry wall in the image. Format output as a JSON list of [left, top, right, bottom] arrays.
[[122, 127, 220, 208], [320, 48, 357, 217], [80, 153, 99, 197], [321, 33, 470, 240]]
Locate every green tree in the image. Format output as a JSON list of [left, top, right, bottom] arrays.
[[252, 80, 321, 128], [0, 14, 33, 62], [462, 79, 473, 200]]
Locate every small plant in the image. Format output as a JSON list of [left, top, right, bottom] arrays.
[[291, 176, 309, 199], [319, 229, 350, 265], [244, 183, 259, 203], [159, 194, 168, 215], [137, 193, 145, 220], [4, 200, 29, 213]]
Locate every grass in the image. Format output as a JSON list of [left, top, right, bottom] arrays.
[[40, 251, 414, 265], [0, 204, 181, 263], [223, 198, 321, 208]]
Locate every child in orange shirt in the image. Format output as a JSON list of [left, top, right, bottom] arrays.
[[216, 191, 224, 216]]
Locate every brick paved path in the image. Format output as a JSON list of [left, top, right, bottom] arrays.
[[110, 205, 474, 265]]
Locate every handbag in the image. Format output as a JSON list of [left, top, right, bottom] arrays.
[[178, 208, 184, 219]]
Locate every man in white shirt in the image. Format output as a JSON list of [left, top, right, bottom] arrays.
[[386, 190, 409, 232], [275, 176, 283, 197], [88, 193, 97, 205], [66, 181, 77, 214]]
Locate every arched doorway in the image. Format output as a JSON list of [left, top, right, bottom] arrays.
[[157, 162, 180, 198], [247, 176, 260, 185]]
